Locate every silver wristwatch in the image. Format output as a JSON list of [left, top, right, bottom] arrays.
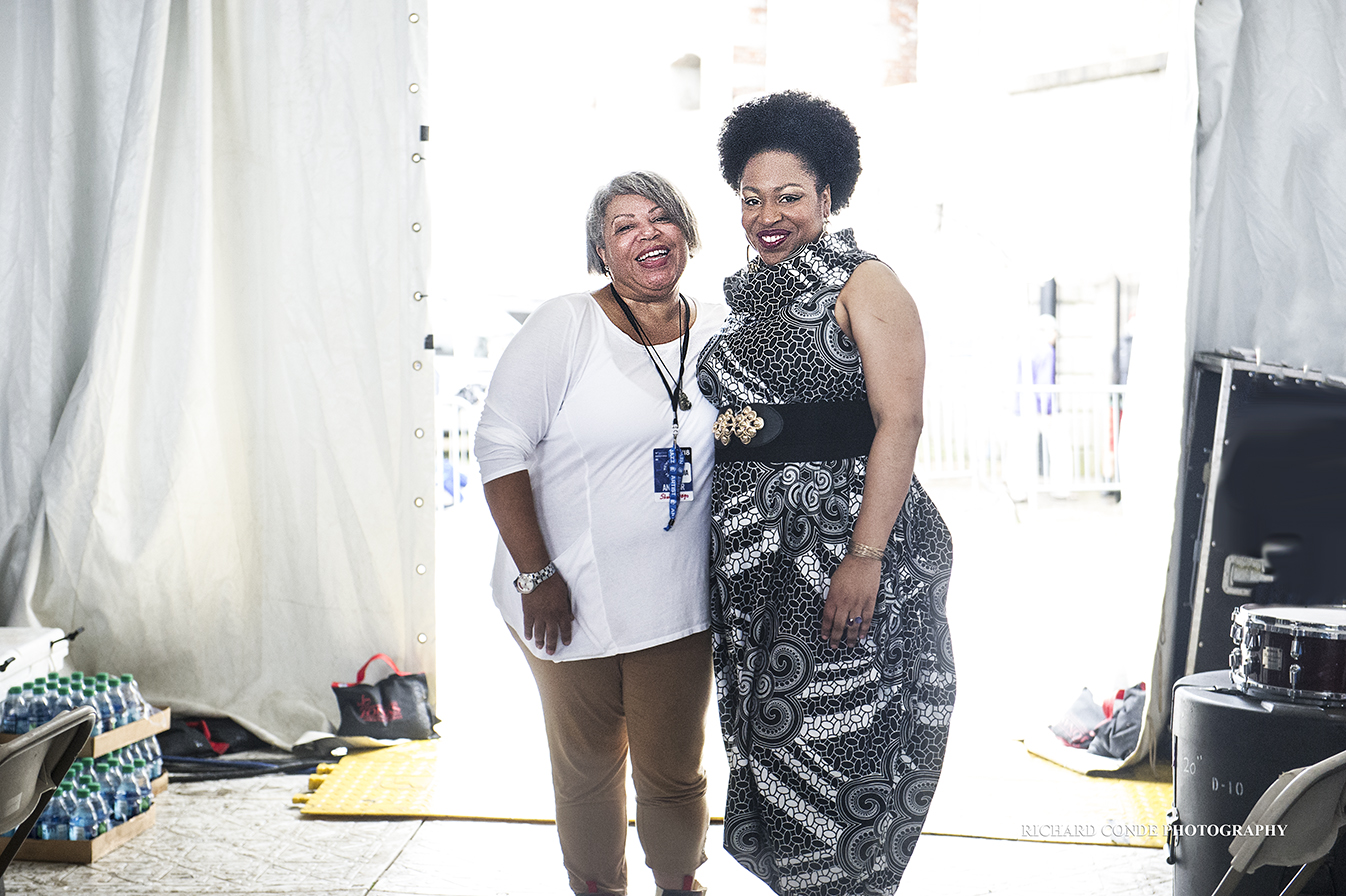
[[513, 561, 558, 594]]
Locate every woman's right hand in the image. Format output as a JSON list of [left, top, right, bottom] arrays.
[[522, 575, 574, 655]]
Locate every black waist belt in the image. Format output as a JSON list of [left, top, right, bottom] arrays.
[[713, 400, 876, 463]]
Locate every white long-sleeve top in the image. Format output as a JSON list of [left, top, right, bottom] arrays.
[[474, 291, 727, 662]]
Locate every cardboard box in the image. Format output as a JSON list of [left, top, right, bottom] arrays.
[[0, 803, 156, 864], [0, 707, 171, 758], [82, 707, 171, 758]]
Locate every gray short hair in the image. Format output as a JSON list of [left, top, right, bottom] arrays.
[[585, 171, 701, 275]]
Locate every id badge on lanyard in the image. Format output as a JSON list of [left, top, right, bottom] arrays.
[[653, 445, 694, 530]]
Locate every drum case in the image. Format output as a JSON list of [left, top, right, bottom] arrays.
[[1170, 352, 1346, 683], [1172, 671, 1346, 896]]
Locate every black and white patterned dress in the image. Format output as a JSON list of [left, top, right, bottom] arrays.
[[696, 229, 956, 896]]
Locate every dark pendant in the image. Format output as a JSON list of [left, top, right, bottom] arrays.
[[678, 391, 692, 411]]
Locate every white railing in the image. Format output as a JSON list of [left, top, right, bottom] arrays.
[[438, 397, 483, 508], [439, 381, 1126, 508], [914, 386, 1126, 499]]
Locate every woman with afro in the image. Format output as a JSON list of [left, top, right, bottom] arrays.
[[697, 90, 956, 896]]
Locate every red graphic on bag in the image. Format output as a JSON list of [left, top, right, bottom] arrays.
[[355, 694, 388, 724]]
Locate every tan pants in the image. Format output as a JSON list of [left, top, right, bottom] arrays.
[[518, 629, 712, 895]]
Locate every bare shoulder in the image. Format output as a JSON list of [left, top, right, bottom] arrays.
[[838, 260, 919, 329]]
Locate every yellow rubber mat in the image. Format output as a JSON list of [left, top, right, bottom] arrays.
[[922, 737, 1172, 848], [298, 736, 1171, 850], [296, 740, 519, 819]]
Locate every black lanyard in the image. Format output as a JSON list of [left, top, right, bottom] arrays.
[[609, 284, 691, 428], [610, 284, 691, 530]]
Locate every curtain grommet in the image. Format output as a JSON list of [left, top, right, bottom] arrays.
[[411, 222, 422, 232], [409, 13, 419, 23], [416, 564, 427, 575], [412, 360, 423, 371]]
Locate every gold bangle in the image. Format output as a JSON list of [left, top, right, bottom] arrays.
[[849, 540, 885, 561]]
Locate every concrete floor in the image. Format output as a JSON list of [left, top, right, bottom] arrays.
[[3, 478, 1178, 894], [2, 770, 1173, 895]]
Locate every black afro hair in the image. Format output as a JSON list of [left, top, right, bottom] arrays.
[[717, 90, 862, 212]]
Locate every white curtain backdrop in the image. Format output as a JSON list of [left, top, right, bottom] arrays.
[[0, 0, 434, 747], [1190, 0, 1346, 367]]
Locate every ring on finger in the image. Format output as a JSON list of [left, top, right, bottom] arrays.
[[847, 616, 864, 626]]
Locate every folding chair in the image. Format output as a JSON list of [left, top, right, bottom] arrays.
[[1212, 747, 1346, 896], [0, 706, 97, 894]]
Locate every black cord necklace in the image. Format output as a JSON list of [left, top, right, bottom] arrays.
[[610, 283, 691, 531], [609, 284, 692, 417]]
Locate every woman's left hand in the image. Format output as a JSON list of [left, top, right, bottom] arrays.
[[820, 553, 882, 648]]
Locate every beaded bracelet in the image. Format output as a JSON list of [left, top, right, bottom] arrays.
[[849, 540, 885, 561]]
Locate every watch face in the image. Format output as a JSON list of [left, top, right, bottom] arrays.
[[514, 574, 533, 594]]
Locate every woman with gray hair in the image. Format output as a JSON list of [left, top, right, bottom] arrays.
[[475, 171, 725, 896]]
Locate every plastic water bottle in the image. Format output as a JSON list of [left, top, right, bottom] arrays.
[[13, 682, 34, 734], [114, 762, 141, 823], [2, 686, 24, 734], [57, 782, 78, 828], [54, 685, 76, 717], [34, 788, 68, 840], [77, 774, 110, 835], [95, 761, 120, 813], [27, 683, 50, 729], [81, 687, 103, 734], [144, 731, 163, 774], [130, 759, 153, 814], [91, 682, 115, 732], [104, 679, 127, 727], [119, 674, 146, 722], [52, 784, 74, 840], [68, 787, 96, 841]]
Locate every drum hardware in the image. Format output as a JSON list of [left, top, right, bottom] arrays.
[[1224, 553, 1276, 597], [1165, 805, 1181, 864]]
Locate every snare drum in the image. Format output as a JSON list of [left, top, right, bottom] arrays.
[[1230, 604, 1346, 704]]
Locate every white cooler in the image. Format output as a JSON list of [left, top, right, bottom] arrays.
[[0, 627, 70, 691]]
